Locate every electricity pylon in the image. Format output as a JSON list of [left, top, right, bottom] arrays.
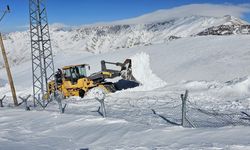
[[29, 0, 55, 107]]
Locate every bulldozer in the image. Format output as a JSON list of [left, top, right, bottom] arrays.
[[47, 59, 139, 99]]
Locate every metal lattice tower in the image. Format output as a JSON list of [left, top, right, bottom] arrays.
[[29, 0, 55, 106]]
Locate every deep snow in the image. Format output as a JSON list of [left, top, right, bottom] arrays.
[[1, 35, 250, 149], [0, 109, 250, 150]]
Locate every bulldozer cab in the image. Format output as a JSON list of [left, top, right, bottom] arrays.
[[62, 64, 89, 84]]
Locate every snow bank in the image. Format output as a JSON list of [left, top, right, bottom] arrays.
[[130, 52, 166, 91], [181, 75, 250, 94], [222, 76, 250, 96], [184, 76, 250, 95]]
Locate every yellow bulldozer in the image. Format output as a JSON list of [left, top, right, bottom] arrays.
[[47, 59, 139, 98]]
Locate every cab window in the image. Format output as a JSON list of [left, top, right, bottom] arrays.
[[77, 65, 87, 77], [64, 69, 71, 79], [63, 65, 87, 81]]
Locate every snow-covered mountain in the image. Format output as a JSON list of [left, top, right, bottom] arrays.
[[0, 6, 249, 68], [49, 15, 247, 53], [198, 15, 250, 35]]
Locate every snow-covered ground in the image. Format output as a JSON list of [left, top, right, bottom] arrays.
[[1, 35, 250, 149], [0, 108, 250, 150]]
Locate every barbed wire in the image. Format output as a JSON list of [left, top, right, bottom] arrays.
[[64, 92, 250, 127], [185, 96, 250, 127], [2, 90, 250, 128]]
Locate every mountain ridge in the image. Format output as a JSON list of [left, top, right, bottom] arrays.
[[0, 13, 249, 68]]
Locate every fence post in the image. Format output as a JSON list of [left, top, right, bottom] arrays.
[[57, 97, 63, 113], [55, 92, 62, 113], [95, 98, 106, 117], [100, 99, 106, 117], [94, 90, 106, 118], [54, 91, 66, 114], [92, 88, 107, 118], [19, 95, 31, 111], [0, 95, 6, 107], [181, 90, 188, 127]]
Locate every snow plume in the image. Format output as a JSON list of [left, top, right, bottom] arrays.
[[115, 4, 250, 24], [130, 52, 166, 91]]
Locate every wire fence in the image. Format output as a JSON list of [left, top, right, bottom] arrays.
[[102, 93, 183, 126], [185, 99, 250, 128], [100, 90, 250, 128], [1, 89, 250, 128]]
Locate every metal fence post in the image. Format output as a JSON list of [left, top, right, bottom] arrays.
[[0, 95, 6, 107], [95, 98, 106, 117], [94, 89, 106, 118], [54, 91, 66, 114], [181, 90, 188, 127], [19, 95, 31, 111], [100, 99, 106, 117], [57, 98, 63, 113]]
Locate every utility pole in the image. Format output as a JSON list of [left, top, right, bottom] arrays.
[[29, 0, 55, 107], [0, 5, 18, 106]]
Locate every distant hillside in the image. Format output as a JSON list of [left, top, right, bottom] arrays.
[[1, 6, 249, 68]]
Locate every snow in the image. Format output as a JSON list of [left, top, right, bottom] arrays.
[[130, 52, 166, 91], [0, 109, 250, 150], [1, 34, 250, 149], [1, 4, 250, 149], [2, 35, 250, 90]]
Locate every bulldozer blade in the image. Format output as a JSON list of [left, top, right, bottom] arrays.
[[120, 59, 140, 84], [100, 58, 140, 84]]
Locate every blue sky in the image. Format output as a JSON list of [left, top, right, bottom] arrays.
[[0, 0, 250, 32]]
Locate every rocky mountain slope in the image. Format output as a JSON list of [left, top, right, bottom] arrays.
[[198, 15, 250, 35]]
